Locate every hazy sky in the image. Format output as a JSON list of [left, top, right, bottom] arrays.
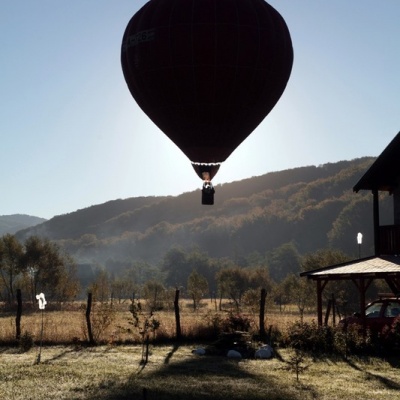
[[1, 1, 399, 219]]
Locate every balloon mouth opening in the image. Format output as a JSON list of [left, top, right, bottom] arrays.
[[191, 162, 221, 180]]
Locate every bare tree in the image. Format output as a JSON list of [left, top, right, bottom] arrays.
[[187, 269, 209, 310], [216, 267, 249, 311]]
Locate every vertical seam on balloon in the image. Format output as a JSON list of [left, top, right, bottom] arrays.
[[169, 0, 182, 137], [262, 4, 276, 105], [252, 0, 262, 107], [229, 0, 240, 139], [144, 2, 159, 114], [130, 3, 152, 118], [213, 0, 217, 127], [191, 0, 198, 142]]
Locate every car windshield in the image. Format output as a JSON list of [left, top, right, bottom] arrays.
[[365, 303, 382, 318]]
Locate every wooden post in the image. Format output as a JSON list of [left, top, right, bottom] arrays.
[[332, 293, 336, 326], [145, 334, 150, 364], [324, 299, 332, 326], [373, 189, 380, 256], [259, 288, 267, 339], [86, 292, 95, 344], [16, 289, 22, 340], [315, 279, 329, 326], [317, 281, 323, 326], [174, 289, 181, 341], [359, 278, 367, 338]]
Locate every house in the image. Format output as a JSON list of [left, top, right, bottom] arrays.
[[301, 132, 400, 326]]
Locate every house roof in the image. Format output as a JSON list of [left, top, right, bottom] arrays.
[[300, 255, 400, 281], [353, 131, 400, 193]]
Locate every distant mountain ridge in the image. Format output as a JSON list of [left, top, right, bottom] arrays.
[[0, 214, 47, 235], [15, 157, 384, 265]]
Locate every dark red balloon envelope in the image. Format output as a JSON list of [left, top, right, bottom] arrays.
[[121, 0, 293, 180]]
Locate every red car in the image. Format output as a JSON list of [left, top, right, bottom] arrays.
[[340, 297, 400, 333]]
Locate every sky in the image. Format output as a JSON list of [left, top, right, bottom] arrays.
[[1, 1, 399, 219]]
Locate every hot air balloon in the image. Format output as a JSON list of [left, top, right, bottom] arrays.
[[121, 0, 293, 204]]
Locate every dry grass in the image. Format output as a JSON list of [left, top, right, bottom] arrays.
[[1, 300, 399, 399], [1, 344, 399, 400], [0, 299, 312, 345]]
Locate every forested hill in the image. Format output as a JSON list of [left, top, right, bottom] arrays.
[[0, 214, 46, 235], [16, 157, 391, 265]]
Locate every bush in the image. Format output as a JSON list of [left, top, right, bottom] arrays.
[[381, 316, 400, 351], [283, 320, 332, 353], [221, 312, 252, 333], [334, 324, 372, 356], [203, 311, 224, 337], [82, 302, 116, 344], [283, 320, 372, 356]]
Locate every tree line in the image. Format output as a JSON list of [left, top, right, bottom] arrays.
[[84, 246, 389, 317], [0, 234, 79, 305], [1, 233, 390, 316]]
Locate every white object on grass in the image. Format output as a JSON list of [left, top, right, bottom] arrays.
[[36, 293, 47, 310], [227, 350, 242, 359], [255, 344, 274, 359]]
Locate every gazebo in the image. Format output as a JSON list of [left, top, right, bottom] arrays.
[[301, 131, 400, 326]]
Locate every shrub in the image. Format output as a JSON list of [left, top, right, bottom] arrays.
[[81, 302, 116, 344], [283, 320, 375, 356], [203, 311, 224, 337], [334, 324, 371, 356], [221, 312, 252, 333], [283, 320, 334, 353], [381, 315, 400, 351]]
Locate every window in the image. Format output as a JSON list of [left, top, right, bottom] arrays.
[[365, 303, 382, 318], [384, 302, 400, 317]]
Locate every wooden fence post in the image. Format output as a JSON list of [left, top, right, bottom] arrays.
[[174, 289, 181, 341], [259, 288, 267, 340], [16, 289, 22, 340], [86, 292, 95, 344]]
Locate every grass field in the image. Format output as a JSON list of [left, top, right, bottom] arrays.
[[0, 299, 311, 345], [1, 300, 399, 399], [1, 344, 399, 400]]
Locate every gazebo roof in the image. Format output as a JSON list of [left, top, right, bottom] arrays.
[[353, 131, 400, 193], [301, 256, 400, 326], [300, 255, 400, 281]]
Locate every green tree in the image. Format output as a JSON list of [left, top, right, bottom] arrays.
[[22, 235, 43, 304], [0, 234, 24, 303], [54, 256, 80, 304], [216, 267, 249, 311], [281, 274, 315, 322], [143, 280, 165, 310], [248, 267, 273, 291], [23, 236, 79, 303], [327, 196, 376, 257], [111, 276, 136, 304], [187, 270, 209, 310], [300, 248, 349, 272], [89, 268, 110, 303], [272, 278, 292, 312], [300, 248, 357, 313], [162, 247, 217, 293], [267, 242, 301, 282], [161, 247, 188, 287]]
